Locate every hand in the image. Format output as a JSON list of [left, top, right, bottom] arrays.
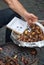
[[24, 12, 38, 25], [0, 48, 2, 51]]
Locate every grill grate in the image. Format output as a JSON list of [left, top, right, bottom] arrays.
[[0, 42, 38, 65]]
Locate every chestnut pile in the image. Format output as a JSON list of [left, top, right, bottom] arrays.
[[17, 24, 44, 42]]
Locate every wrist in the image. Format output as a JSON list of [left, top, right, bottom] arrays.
[[21, 11, 28, 19], [22, 11, 29, 21]]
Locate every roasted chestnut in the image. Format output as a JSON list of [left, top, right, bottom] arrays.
[[17, 24, 44, 42]]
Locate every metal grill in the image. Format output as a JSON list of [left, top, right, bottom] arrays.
[[0, 42, 38, 65]]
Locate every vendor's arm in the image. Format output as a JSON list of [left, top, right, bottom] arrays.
[[4, 0, 38, 24]]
